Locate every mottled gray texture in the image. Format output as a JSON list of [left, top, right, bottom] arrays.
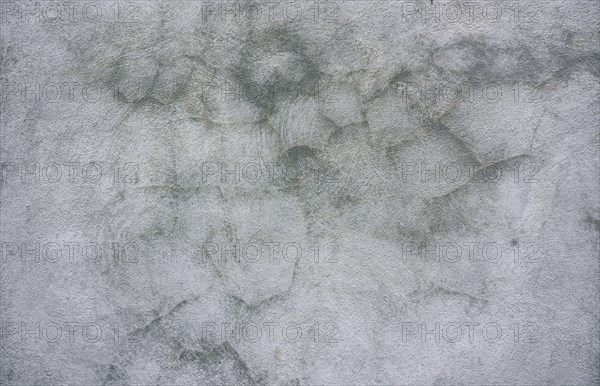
[[0, 0, 599, 385]]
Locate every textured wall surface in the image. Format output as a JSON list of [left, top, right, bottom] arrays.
[[0, 0, 599, 385]]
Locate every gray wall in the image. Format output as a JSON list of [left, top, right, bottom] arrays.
[[1, 1, 599, 384]]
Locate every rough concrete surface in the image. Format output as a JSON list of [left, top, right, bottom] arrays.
[[0, 0, 599, 385]]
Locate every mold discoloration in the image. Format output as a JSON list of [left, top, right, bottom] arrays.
[[584, 215, 600, 233], [232, 26, 323, 114], [178, 342, 258, 385], [409, 284, 490, 315]]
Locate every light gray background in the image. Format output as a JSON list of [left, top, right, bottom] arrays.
[[0, 0, 599, 385]]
